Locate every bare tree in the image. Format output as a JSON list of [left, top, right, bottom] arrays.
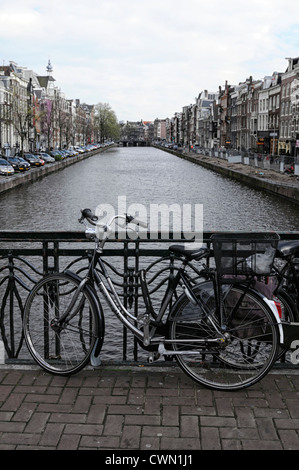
[[40, 98, 55, 151], [11, 79, 32, 156], [94, 103, 120, 142]]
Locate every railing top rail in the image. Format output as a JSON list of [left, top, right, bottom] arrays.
[[1, 230, 299, 243]]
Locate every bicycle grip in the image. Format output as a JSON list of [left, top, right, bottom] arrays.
[[126, 214, 147, 228], [81, 208, 98, 222], [134, 218, 148, 228]]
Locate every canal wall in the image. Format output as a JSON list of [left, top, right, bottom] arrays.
[[0, 146, 112, 195], [159, 147, 299, 205]]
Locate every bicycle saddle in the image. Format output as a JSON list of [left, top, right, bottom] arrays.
[[276, 240, 299, 258], [169, 244, 209, 261]]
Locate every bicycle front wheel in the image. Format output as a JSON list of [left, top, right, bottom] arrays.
[[23, 273, 99, 376], [169, 284, 279, 391]]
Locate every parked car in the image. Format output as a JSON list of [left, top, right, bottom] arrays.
[[0, 158, 14, 175], [23, 153, 44, 167], [86, 144, 97, 151], [38, 152, 55, 163], [5, 156, 30, 172], [49, 150, 65, 161], [66, 148, 78, 156], [59, 150, 70, 158], [16, 157, 31, 171], [73, 146, 85, 153]]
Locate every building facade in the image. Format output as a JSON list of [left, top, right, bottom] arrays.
[[164, 57, 299, 158], [0, 61, 95, 155]]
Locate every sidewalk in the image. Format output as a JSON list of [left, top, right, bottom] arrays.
[[184, 152, 299, 186], [0, 363, 299, 451]]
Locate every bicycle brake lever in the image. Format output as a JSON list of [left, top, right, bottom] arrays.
[[78, 210, 84, 224]]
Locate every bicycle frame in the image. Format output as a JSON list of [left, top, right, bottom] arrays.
[[76, 211, 284, 361], [72, 212, 224, 362], [88, 246, 209, 350]]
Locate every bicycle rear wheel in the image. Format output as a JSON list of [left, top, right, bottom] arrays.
[[169, 284, 279, 391], [23, 273, 99, 376]]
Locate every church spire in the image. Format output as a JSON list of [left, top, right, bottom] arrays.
[[46, 58, 53, 75]]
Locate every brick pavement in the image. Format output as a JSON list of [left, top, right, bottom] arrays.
[[0, 364, 299, 451]]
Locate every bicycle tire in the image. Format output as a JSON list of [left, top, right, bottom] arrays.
[[274, 289, 299, 322], [274, 288, 299, 360], [23, 273, 100, 376], [168, 283, 279, 391]]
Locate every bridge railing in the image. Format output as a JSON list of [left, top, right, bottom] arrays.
[[1, 230, 299, 365]]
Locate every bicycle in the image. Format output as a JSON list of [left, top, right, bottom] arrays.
[[23, 209, 283, 391], [273, 240, 299, 313], [267, 240, 299, 353], [233, 240, 299, 353]]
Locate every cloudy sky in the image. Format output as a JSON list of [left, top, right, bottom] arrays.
[[1, 0, 299, 122]]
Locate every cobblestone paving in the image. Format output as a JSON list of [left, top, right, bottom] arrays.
[[0, 365, 299, 451]]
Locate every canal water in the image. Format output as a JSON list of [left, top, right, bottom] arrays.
[[2, 146, 299, 363], [1, 145, 299, 232]]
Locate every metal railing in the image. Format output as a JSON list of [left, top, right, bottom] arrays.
[[155, 144, 298, 175], [193, 148, 298, 174], [1, 230, 299, 365]]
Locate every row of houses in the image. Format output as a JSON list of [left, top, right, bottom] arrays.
[[154, 56, 299, 157], [4, 56, 299, 157], [0, 60, 96, 155], [119, 119, 165, 144]]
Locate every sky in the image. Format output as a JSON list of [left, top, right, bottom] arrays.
[[1, 0, 299, 122]]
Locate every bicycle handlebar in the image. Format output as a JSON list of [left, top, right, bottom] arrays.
[[125, 214, 148, 228], [79, 208, 98, 224], [79, 208, 148, 230]]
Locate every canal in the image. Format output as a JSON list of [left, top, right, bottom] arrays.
[[1, 145, 299, 232]]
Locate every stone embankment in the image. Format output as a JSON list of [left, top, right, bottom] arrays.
[[0, 146, 112, 195], [167, 148, 299, 205]]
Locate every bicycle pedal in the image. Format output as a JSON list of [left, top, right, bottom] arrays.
[[148, 352, 160, 363]]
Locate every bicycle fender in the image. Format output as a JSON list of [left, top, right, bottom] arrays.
[[63, 270, 105, 352], [90, 338, 102, 367], [262, 297, 284, 345], [247, 285, 284, 344], [168, 280, 215, 321]]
